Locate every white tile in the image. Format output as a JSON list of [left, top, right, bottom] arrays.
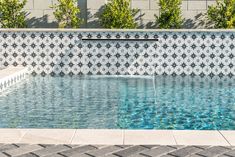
[[0, 129, 28, 143], [220, 131, 235, 146], [19, 129, 76, 144], [124, 130, 176, 145], [173, 130, 230, 146], [72, 129, 123, 145]]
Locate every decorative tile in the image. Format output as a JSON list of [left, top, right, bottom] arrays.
[[0, 31, 234, 77]]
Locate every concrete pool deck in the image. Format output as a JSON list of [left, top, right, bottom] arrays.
[[0, 129, 234, 146]]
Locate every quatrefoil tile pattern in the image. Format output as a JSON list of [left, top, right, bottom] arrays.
[[0, 30, 234, 77]]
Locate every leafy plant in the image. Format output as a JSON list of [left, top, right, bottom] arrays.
[[0, 0, 27, 28], [207, 0, 235, 28], [155, 0, 183, 29], [99, 0, 139, 29], [51, 0, 82, 28]]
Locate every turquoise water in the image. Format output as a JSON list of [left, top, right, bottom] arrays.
[[0, 76, 234, 130]]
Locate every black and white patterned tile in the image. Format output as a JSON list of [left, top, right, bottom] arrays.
[[0, 30, 234, 77]]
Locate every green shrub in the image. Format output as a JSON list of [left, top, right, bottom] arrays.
[[0, 0, 27, 28], [207, 0, 235, 28], [99, 0, 139, 29], [51, 0, 82, 28], [155, 0, 183, 29]]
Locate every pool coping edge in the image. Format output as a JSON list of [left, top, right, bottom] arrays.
[[0, 129, 234, 146]]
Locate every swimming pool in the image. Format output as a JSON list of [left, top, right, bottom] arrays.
[[0, 76, 234, 130]]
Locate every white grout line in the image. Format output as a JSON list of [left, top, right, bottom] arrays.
[[69, 129, 77, 144], [17, 129, 30, 143], [218, 130, 232, 146], [172, 132, 178, 145], [122, 130, 125, 145]]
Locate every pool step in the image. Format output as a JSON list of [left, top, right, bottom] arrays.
[[0, 66, 28, 92]]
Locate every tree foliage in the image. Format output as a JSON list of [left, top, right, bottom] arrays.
[[51, 0, 82, 28], [99, 0, 139, 29], [0, 0, 27, 28], [155, 0, 183, 29], [207, 0, 235, 28]]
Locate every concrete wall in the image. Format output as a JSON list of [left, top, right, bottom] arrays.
[[23, 0, 216, 28]]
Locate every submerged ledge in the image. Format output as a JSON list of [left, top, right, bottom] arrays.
[[0, 67, 28, 92], [0, 129, 234, 146]]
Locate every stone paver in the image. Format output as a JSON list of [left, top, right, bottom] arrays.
[[169, 146, 203, 157], [86, 146, 122, 157], [43, 154, 64, 157], [4, 145, 43, 156], [32, 145, 70, 156], [0, 152, 8, 157], [196, 146, 231, 157], [59, 145, 96, 156], [0, 144, 234, 157], [224, 149, 235, 157], [16, 153, 38, 157], [140, 146, 175, 156], [0, 144, 18, 152], [113, 146, 147, 157]]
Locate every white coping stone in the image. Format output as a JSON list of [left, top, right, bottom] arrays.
[[124, 130, 176, 145], [19, 129, 76, 144], [0, 28, 235, 32], [0, 129, 28, 143], [72, 129, 124, 145], [173, 130, 230, 146], [220, 131, 235, 146], [0, 129, 233, 145]]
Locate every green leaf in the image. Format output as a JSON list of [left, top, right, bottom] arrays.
[[0, 0, 27, 28], [51, 0, 82, 28], [99, 0, 138, 29], [155, 0, 183, 29]]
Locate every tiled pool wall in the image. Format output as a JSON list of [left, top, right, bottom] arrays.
[[0, 29, 234, 77]]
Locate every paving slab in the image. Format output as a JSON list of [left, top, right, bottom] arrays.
[[32, 145, 70, 156], [140, 146, 176, 157], [86, 146, 122, 157], [15, 153, 38, 157], [0, 152, 8, 157], [124, 130, 176, 145], [59, 145, 96, 156], [169, 146, 203, 157], [220, 131, 235, 146], [0, 129, 28, 143], [19, 129, 76, 144], [173, 130, 230, 146], [72, 129, 123, 145], [113, 146, 147, 157], [0, 144, 233, 157], [223, 149, 235, 157], [196, 146, 231, 157], [4, 145, 43, 156], [0, 144, 19, 152], [0, 129, 233, 146]]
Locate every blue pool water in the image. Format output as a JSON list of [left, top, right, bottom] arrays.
[[0, 76, 234, 130]]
